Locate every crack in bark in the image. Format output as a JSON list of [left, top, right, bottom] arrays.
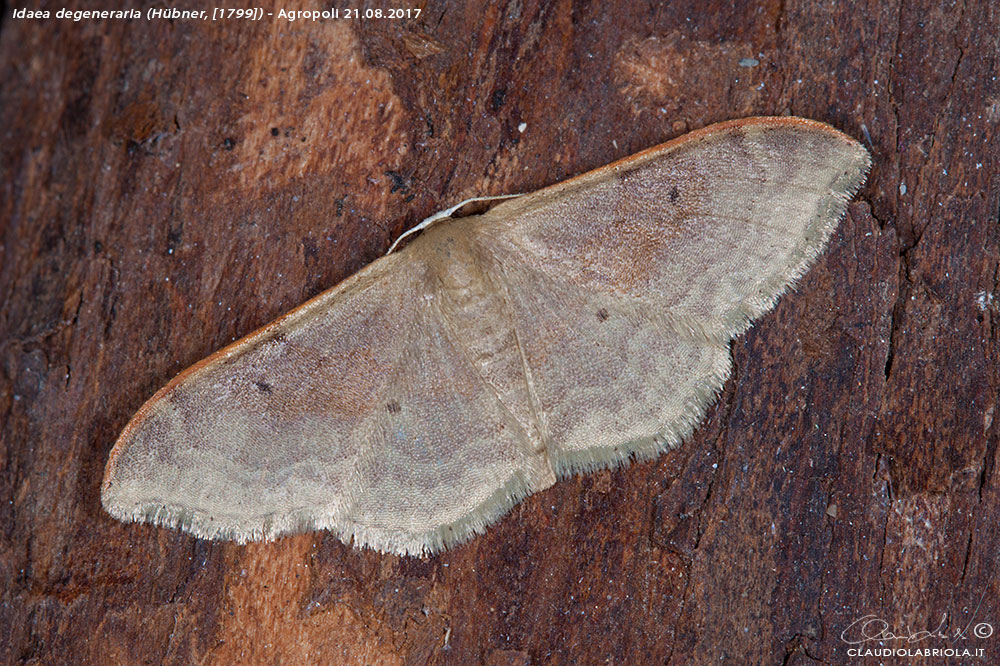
[[781, 632, 828, 665], [958, 528, 974, 584], [911, 0, 967, 253], [664, 398, 732, 666], [977, 194, 1000, 505], [872, 452, 891, 620]]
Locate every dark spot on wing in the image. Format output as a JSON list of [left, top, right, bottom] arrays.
[[386, 400, 401, 414], [254, 381, 272, 393], [669, 185, 679, 202], [596, 308, 609, 321]]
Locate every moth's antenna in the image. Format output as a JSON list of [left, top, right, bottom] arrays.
[[386, 194, 522, 254]]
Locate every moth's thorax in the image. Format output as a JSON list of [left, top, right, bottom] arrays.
[[424, 227, 482, 290]]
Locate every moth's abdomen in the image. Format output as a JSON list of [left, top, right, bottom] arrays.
[[429, 233, 545, 451]]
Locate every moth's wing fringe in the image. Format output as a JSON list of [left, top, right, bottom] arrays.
[[336, 473, 536, 556], [552, 137, 872, 478], [719, 138, 873, 339], [103, 472, 536, 557], [552, 348, 733, 477]]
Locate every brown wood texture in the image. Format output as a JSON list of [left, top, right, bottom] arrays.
[[2, 2, 998, 664]]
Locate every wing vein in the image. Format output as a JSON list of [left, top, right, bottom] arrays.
[[486, 269, 551, 456]]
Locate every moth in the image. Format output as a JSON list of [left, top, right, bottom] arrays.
[[102, 117, 871, 556]]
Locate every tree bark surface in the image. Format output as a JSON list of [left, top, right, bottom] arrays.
[[2, 2, 998, 664]]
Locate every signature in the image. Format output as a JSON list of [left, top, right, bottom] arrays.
[[841, 594, 993, 645], [841, 614, 994, 644]]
